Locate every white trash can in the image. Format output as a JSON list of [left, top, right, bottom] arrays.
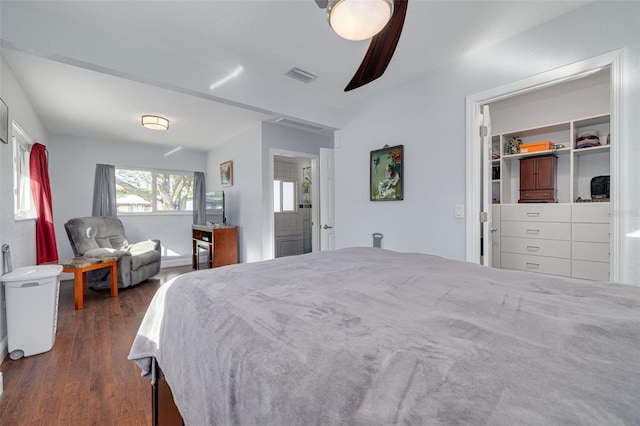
[[1, 264, 63, 359]]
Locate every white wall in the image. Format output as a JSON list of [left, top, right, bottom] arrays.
[[206, 124, 263, 263], [48, 134, 206, 266], [334, 2, 640, 284], [0, 53, 48, 360], [490, 70, 610, 135]]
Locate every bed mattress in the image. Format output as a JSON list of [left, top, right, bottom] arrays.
[[129, 247, 640, 425]]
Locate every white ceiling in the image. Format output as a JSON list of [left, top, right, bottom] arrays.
[[0, 0, 590, 152]]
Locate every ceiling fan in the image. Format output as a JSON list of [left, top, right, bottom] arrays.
[[315, 0, 408, 92]]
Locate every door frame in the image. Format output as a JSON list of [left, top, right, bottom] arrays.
[[480, 105, 492, 266], [465, 49, 624, 283], [268, 148, 319, 260]]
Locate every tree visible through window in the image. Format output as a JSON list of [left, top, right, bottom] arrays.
[[116, 168, 194, 213], [156, 172, 193, 211]]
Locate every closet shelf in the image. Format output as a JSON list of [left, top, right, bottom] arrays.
[[502, 147, 571, 161]]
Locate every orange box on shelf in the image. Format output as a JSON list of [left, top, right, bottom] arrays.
[[519, 141, 554, 153]]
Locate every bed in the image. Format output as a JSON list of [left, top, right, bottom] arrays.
[[129, 247, 640, 425]]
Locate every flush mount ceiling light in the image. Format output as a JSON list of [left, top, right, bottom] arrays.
[[327, 0, 393, 41], [141, 115, 169, 131]]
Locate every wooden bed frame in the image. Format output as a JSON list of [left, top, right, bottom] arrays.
[[152, 358, 184, 426]]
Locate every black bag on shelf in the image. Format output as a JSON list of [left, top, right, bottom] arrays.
[[591, 175, 610, 199]]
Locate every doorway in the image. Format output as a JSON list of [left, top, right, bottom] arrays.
[[466, 50, 623, 282], [270, 150, 319, 258]]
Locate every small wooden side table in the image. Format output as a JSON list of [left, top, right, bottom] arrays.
[[191, 225, 238, 269], [58, 257, 118, 309]]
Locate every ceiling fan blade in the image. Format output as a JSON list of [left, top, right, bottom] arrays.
[[344, 0, 408, 92], [314, 0, 328, 9]]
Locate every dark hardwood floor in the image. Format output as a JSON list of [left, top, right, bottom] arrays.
[[0, 266, 191, 426]]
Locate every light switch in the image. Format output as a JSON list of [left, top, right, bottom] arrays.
[[455, 204, 464, 219]]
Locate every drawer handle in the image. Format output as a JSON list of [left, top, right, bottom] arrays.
[[526, 245, 540, 251], [526, 212, 540, 217], [526, 229, 540, 234], [526, 262, 540, 269]]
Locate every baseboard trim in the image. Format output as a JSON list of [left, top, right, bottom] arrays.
[[161, 258, 192, 268]]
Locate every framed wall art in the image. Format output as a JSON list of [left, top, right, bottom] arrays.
[[370, 144, 403, 201], [0, 97, 8, 144], [220, 160, 233, 187]]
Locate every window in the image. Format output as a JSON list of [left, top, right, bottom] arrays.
[[274, 179, 297, 213], [13, 123, 36, 220], [282, 181, 295, 211], [116, 167, 194, 214]]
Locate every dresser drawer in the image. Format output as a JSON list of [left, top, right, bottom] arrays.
[[572, 223, 610, 243], [502, 237, 570, 259], [572, 203, 610, 223], [501, 253, 571, 277], [572, 242, 610, 262], [572, 260, 610, 281], [501, 221, 571, 241], [519, 189, 555, 203], [501, 204, 571, 222]]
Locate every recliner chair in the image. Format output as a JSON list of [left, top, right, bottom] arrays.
[[64, 216, 161, 289]]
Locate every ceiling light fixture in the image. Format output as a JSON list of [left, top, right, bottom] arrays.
[[327, 0, 393, 41], [141, 115, 169, 131]]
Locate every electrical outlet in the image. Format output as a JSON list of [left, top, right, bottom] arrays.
[[455, 204, 464, 219]]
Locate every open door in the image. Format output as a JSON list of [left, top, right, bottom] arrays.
[[481, 105, 493, 266], [319, 148, 335, 251]]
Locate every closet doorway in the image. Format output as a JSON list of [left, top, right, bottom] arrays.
[[272, 152, 318, 258], [466, 50, 623, 282]]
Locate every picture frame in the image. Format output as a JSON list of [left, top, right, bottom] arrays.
[[220, 160, 233, 187], [0, 97, 8, 144], [370, 144, 403, 201]]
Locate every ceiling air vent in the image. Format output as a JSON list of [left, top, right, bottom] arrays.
[[274, 118, 326, 133], [284, 67, 318, 83]]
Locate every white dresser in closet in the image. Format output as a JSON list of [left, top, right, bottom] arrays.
[[500, 204, 571, 277], [571, 203, 610, 281]]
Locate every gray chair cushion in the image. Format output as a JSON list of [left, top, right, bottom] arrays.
[[131, 247, 161, 270], [66, 216, 129, 254]]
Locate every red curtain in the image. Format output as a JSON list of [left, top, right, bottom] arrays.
[[29, 143, 59, 263]]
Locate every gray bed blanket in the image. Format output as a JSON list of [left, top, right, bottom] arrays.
[[129, 248, 640, 425]]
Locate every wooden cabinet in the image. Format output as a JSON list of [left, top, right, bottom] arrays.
[[192, 225, 238, 269], [519, 155, 556, 203]]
